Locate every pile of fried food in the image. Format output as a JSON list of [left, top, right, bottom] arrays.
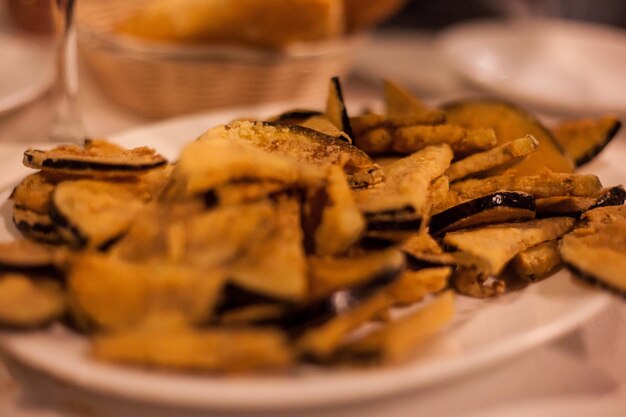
[[116, 0, 408, 48], [1, 78, 624, 373]]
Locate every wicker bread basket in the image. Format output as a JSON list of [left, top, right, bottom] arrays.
[[76, 0, 359, 118]]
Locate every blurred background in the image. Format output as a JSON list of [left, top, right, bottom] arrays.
[[1, 0, 625, 140]]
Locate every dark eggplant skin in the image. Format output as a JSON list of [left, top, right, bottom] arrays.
[[564, 262, 626, 299], [215, 284, 279, 314], [13, 218, 57, 236], [48, 203, 88, 248], [590, 186, 626, 211], [0, 242, 61, 278], [358, 236, 397, 250], [536, 186, 626, 219], [260, 122, 340, 144], [23, 153, 167, 172], [0, 263, 58, 277], [429, 192, 536, 235], [329, 76, 355, 140], [266, 110, 323, 124], [367, 218, 422, 231], [217, 266, 403, 336], [270, 265, 402, 336], [49, 200, 125, 250], [573, 120, 621, 167], [404, 252, 442, 270], [364, 206, 419, 231], [12, 213, 62, 244]]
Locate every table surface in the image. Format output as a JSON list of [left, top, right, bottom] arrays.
[[1, 5, 625, 416]]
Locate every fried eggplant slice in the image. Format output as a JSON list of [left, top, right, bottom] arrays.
[[350, 111, 445, 135], [535, 196, 598, 217], [12, 207, 61, 243], [0, 240, 57, 273], [297, 289, 392, 359], [553, 115, 622, 166], [132, 164, 174, 200], [429, 192, 536, 235], [560, 205, 626, 297], [210, 180, 292, 206], [443, 99, 574, 174], [453, 268, 505, 298], [341, 291, 454, 363], [114, 200, 274, 269], [364, 229, 417, 243], [163, 136, 322, 200], [265, 109, 322, 124], [429, 175, 450, 204], [401, 232, 489, 270], [578, 204, 626, 223], [218, 304, 288, 326], [10, 172, 58, 214], [230, 198, 307, 302], [247, 252, 403, 335], [356, 144, 453, 225], [402, 230, 444, 256], [353, 128, 395, 154], [444, 217, 575, 275], [512, 240, 561, 281], [388, 267, 451, 306], [516, 185, 626, 218], [355, 124, 496, 156], [299, 115, 351, 143], [441, 173, 603, 210], [384, 79, 426, 115], [0, 274, 65, 329], [590, 185, 626, 210], [305, 166, 365, 256], [308, 248, 405, 300], [196, 121, 383, 189], [92, 326, 294, 372], [50, 180, 145, 248], [364, 175, 448, 233], [533, 186, 625, 218], [363, 208, 421, 232], [445, 135, 539, 182], [392, 125, 496, 157], [326, 77, 354, 140], [176, 202, 276, 269], [23, 139, 167, 177], [68, 253, 226, 330]]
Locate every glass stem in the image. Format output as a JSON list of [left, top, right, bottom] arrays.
[[50, 0, 85, 144]]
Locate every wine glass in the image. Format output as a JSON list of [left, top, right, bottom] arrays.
[[49, 0, 85, 144]]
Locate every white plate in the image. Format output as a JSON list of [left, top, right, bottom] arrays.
[[438, 19, 626, 115], [0, 34, 53, 115], [0, 104, 619, 413]]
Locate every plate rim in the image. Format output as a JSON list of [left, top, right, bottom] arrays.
[[0, 290, 610, 410]]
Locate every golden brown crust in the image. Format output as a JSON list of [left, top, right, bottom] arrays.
[[23, 140, 167, 178], [443, 100, 574, 175], [512, 240, 561, 281], [446, 135, 539, 182], [444, 217, 575, 275], [10, 172, 58, 214]]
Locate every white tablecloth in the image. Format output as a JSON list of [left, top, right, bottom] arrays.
[[0, 12, 625, 415]]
